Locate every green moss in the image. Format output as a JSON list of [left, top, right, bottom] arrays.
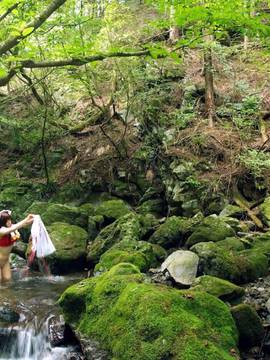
[[191, 241, 268, 284], [186, 215, 235, 248], [260, 197, 270, 226], [220, 205, 245, 218], [87, 213, 142, 265], [231, 304, 264, 347], [42, 203, 88, 229], [46, 222, 88, 274], [94, 199, 131, 222], [24, 201, 50, 216], [59, 264, 238, 360], [94, 240, 165, 273], [138, 213, 159, 238], [192, 275, 245, 302], [149, 216, 199, 249], [79, 203, 95, 217], [137, 199, 164, 216]]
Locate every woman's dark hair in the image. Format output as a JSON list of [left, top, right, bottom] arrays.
[[0, 212, 11, 228]]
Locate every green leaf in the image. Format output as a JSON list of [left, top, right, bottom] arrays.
[[22, 27, 34, 37]]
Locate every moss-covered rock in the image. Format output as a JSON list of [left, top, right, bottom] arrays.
[[46, 222, 88, 274], [149, 215, 202, 249], [87, 213, 141, 265], [260, 197, 270, 226], [42, 204, 88, 229], [59, 264, 238, 360], [191, 241, 268, 284], [186, 215, 235, 248], [79, 203, 95, 217], [94, 240, 166, 273], [139, 213, 159, 239], [24, 201, 50, 216], [94, 199, 131, 223], [231, 304, 264, 348], [137, 198, 165, 216], [220, 205, 246, 218], [192, 275, 245, 302]]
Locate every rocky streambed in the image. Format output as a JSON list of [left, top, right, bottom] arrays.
[[0, 258, 85, 360]]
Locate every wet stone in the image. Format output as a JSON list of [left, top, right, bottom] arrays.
[[48, 315, 66, 347], [0, 306, 20, 324]]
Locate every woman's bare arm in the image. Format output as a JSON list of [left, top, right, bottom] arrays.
[[0, 215, 34, 237]]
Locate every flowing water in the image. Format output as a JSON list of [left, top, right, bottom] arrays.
[[0, 258, 84, 360]]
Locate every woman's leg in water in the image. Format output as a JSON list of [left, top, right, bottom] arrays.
[[2, 260, 11, 281], [0, 246, 12, 281]]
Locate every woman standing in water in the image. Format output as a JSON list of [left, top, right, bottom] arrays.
[[0, 211, 34, 282]]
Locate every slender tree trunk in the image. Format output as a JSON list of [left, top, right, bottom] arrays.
[[169, 5, 180, 43], [204, 47, 215, 127], [42, 105, 50, 186]]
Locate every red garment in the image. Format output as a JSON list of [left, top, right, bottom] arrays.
[[0, 234, 13, 247]]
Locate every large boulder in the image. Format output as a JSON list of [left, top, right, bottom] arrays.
[[59, 263, 238, 360], [231, 304, 264, 348], [24, 201, 50, 216], [94, 240, 166, 273], [42, 204, 88, 229], [149, 214, 202, 249], [191, 241, 268, 284], [94, 199, 131, 223], [87, 213, 141, 265], [186, 215, 235, 248], [161, 250, 199, 287], [191, 275, 245, 302], [46, 222, 88, 274], [24, 202, 88, 229]]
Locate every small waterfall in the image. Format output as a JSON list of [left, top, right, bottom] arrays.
[[0, 316, 76, 360]]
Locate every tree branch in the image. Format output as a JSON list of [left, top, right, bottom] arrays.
[[0, 2, 19, 23], [0, 69, 17, 86], [20, 50, 151, 68], [0, 0, 67, 56]]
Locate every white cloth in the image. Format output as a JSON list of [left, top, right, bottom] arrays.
[[31, 215, 56, 258]]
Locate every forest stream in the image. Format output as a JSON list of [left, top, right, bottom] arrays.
[[0, 258, 84, 360]]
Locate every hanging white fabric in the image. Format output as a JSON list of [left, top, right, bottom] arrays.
[[31, 215, 56, 258]]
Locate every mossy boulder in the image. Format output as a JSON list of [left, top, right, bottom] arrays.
[[42, 204, 88, 229], [79, 203, 95, 217], [46, 222, 88, 274], [139, 213, 159, 238], [192, 275, 245, 302], [24, 201, 50, 216], [94, 240, 166, 273], [149, 215, 202, 249], [59, 263, 238, 360], [186, 215, 235, 248], [137, 198, 165, 216], [220, 205, 246, 218], [231, 304, 264, 348], [191, 241, 268, 284], [94, 199, 131, 223], [260, 197, 270, 226], [87, 213, 141, 265]]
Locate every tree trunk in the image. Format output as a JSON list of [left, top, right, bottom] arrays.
[[169, 6, 180, 43], [204, 47, 215, 127]]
